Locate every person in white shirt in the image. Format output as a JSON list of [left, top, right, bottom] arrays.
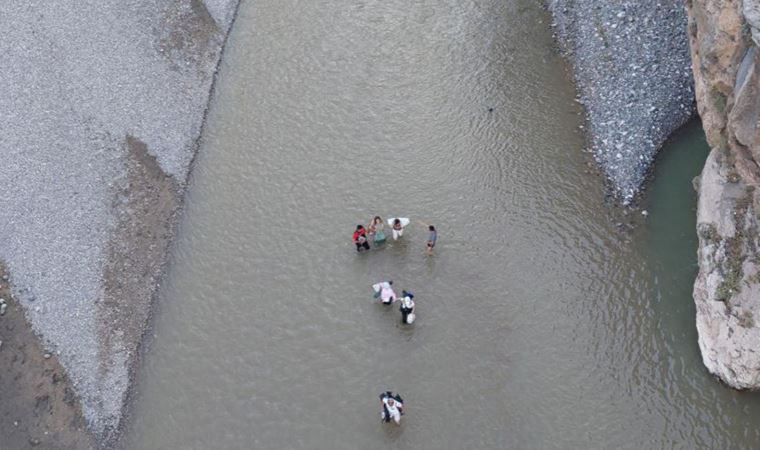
[[391, 218, 405, 240], [379, 391, 404, 424]]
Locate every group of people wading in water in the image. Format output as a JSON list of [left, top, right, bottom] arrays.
[[353, 216, 437, 254], [350, 215, 438, 425]]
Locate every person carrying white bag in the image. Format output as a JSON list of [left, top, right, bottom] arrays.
[[372, 281, 397, 305], [399, 290, 415, 324], [387, 217, 409, 240]]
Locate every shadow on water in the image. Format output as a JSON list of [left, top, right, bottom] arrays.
[[643, 119, 760, 447]]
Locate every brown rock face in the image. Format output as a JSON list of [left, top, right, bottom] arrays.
[[688, 0, 744, 147], [687, 0, 760, 389]]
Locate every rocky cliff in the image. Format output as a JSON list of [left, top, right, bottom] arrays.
[[688, 0, 760, 389], [550, 0, 760, 390]]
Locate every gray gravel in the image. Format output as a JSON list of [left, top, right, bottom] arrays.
[[548, 0, 695, 203], [0, 0, 238, 441]]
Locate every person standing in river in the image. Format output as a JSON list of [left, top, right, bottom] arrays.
[[391, 218, 405, 240], [368, 216, 386, 245], [372, 280, 397, 304], [426, 225, 437, 255], [399, 290, 415, 324], [379, 392, 404, 425], [416, 220, 437, 254], [353, 224, 370, 252]]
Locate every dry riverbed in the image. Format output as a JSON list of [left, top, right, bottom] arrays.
[[0, 263, 94, 450], [0, 1, 240, 445]]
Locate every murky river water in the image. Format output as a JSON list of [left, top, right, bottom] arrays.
[[126, 1, 760, 448]]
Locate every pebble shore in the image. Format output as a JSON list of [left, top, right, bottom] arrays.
[[0, 0, 238, 444], [548, 0, 695, 203]]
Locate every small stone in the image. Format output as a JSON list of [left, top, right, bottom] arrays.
[[641, 210, 649, 216], [0, 303, 6, 315], [43, 353, 51, 359], [29, 438, 41, 447]]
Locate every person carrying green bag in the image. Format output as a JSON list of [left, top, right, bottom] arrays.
[[368, 216, 386, 245]]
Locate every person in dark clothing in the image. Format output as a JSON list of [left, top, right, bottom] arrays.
[[352, 224, 370, 252], [399, 290, 415, 324]]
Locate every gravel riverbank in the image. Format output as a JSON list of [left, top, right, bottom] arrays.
[[0, 263, 94, 450], [0, 0, 239, 445], [547, 0, 695, 203]]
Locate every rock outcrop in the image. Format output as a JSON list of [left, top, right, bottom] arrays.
[[688, 0, 760, 389], [0, 0, 239, 445], [548, 0, 695, 202]]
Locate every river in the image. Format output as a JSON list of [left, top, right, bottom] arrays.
[[125, 1, 760, 448]]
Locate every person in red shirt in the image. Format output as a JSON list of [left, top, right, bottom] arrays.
[[353, 225, 370, 252]]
